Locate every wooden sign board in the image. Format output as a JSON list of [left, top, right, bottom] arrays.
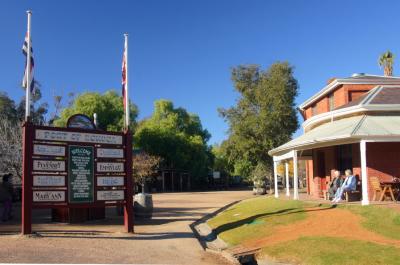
[[33, 175, 65, 186], [97, 190, 124, 201], [33, 160, 65, 172], [33, 191, 65, 202], [35, 129, 123, 145], [34, 144, 66, 156], [97, 176, 124, 186], [97, 148, 124, 158], [22, 121, 133, 234], [97, 162, 124, 172], [68, 146, 94, 203]]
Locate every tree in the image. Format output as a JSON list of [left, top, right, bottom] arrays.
[[135, 99, 212, 187], [0, 92, 18, 122], [252, 162, 269, 189], [277, 160, 294, 176], [132, 152, 162, 193], [16, 81, 49, 125], [53, 90, 138, 131], [219, 62, 299, 180], [211, 143, 233, 175], [0, 115, 22, 179], [378, 51, 395, 76]]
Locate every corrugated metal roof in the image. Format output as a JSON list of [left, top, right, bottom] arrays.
[[269, 115, 400, 156]]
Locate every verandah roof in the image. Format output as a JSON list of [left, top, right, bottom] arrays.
[[269, 115, 400, 156]]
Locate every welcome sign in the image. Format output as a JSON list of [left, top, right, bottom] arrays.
[[68, 146, 94, 203]]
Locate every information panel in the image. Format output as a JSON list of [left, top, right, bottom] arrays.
[[33, 191, 65, 202], [68, 145, 94, 203]]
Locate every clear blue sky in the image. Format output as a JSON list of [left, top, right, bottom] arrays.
[[1, 0, 399, 144]]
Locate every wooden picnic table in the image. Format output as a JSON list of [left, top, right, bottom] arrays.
[[379, 181, 400, 201]]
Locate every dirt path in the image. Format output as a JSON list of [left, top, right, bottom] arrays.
[[0, 190, 252, 264], [228, 207, 400, 255]]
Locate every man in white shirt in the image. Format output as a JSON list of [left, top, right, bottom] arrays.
[[331, 169, 357, 203]]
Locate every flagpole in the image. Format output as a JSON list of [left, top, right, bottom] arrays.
[[25, 10, 32, 121], [124, 33, 130, 129]]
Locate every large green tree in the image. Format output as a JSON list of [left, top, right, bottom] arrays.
[[54, 90, 138, 131], [0, 92, 18, 122], [135, 99, 212, 187], [211, 142, 233, 176], [219, 62, 299, 179]]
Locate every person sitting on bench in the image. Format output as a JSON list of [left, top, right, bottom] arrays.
[[328, 170, 344, 200], [331, 169, 356, 203]]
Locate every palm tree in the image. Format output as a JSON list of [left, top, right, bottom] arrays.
[[378, 51, 395, 76]]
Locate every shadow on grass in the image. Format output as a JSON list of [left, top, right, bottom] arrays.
[[212, 205, 336, 236]]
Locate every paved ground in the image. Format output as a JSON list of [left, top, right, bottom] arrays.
[[0, 190, 252, 264]]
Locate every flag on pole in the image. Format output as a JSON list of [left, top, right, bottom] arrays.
[[22, 33, 35, 94], [23, 10, 33, 120], [122, 34, 130, 128]]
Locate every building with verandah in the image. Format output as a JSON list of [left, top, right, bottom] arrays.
[[269, 74, 400, 204]]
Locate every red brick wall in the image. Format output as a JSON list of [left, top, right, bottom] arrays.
[[366, 142, 399, 181], [352, 143, 361, 178], [306, 160, 313, 195], [309, 146, 337, 198], [302, 84, 380, 120], [333, 85, 345, 109], [306, 142, 400, 200]]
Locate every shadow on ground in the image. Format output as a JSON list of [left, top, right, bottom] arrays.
[[212, 204, 336, 236], [0, 203, 213, 236]]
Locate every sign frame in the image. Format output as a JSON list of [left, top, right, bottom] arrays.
[[21, 120, 134, 235]]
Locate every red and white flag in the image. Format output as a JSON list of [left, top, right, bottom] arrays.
[[23, 10, 33, 120], [121, 34, 129, 128], [122, 42, 127, 110], [22, 33, 35, 94]]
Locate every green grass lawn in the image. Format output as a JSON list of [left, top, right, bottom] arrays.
[[207, 196, 326, 246], [208, 196, 400, 264], [339, 204, 400, 240], [262, 236, 400, 265]]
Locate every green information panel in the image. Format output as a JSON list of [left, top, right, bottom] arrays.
[[68, 145, 94, 203]]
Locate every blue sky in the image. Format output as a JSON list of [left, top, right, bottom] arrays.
[[1, 0, 399, 144]]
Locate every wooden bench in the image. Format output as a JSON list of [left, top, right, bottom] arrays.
[[344, 177, 361, 202], [345, 190, 361, 202]]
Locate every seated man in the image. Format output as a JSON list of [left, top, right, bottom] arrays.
[[331, 169, 356, 203], [328, 170, 344, 199]]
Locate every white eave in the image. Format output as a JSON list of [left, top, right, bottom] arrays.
[[299, 75, 400, 110], [302, 104, 400, 131]]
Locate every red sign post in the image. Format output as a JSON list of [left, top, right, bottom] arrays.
[[21, 120, 134, 234]]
